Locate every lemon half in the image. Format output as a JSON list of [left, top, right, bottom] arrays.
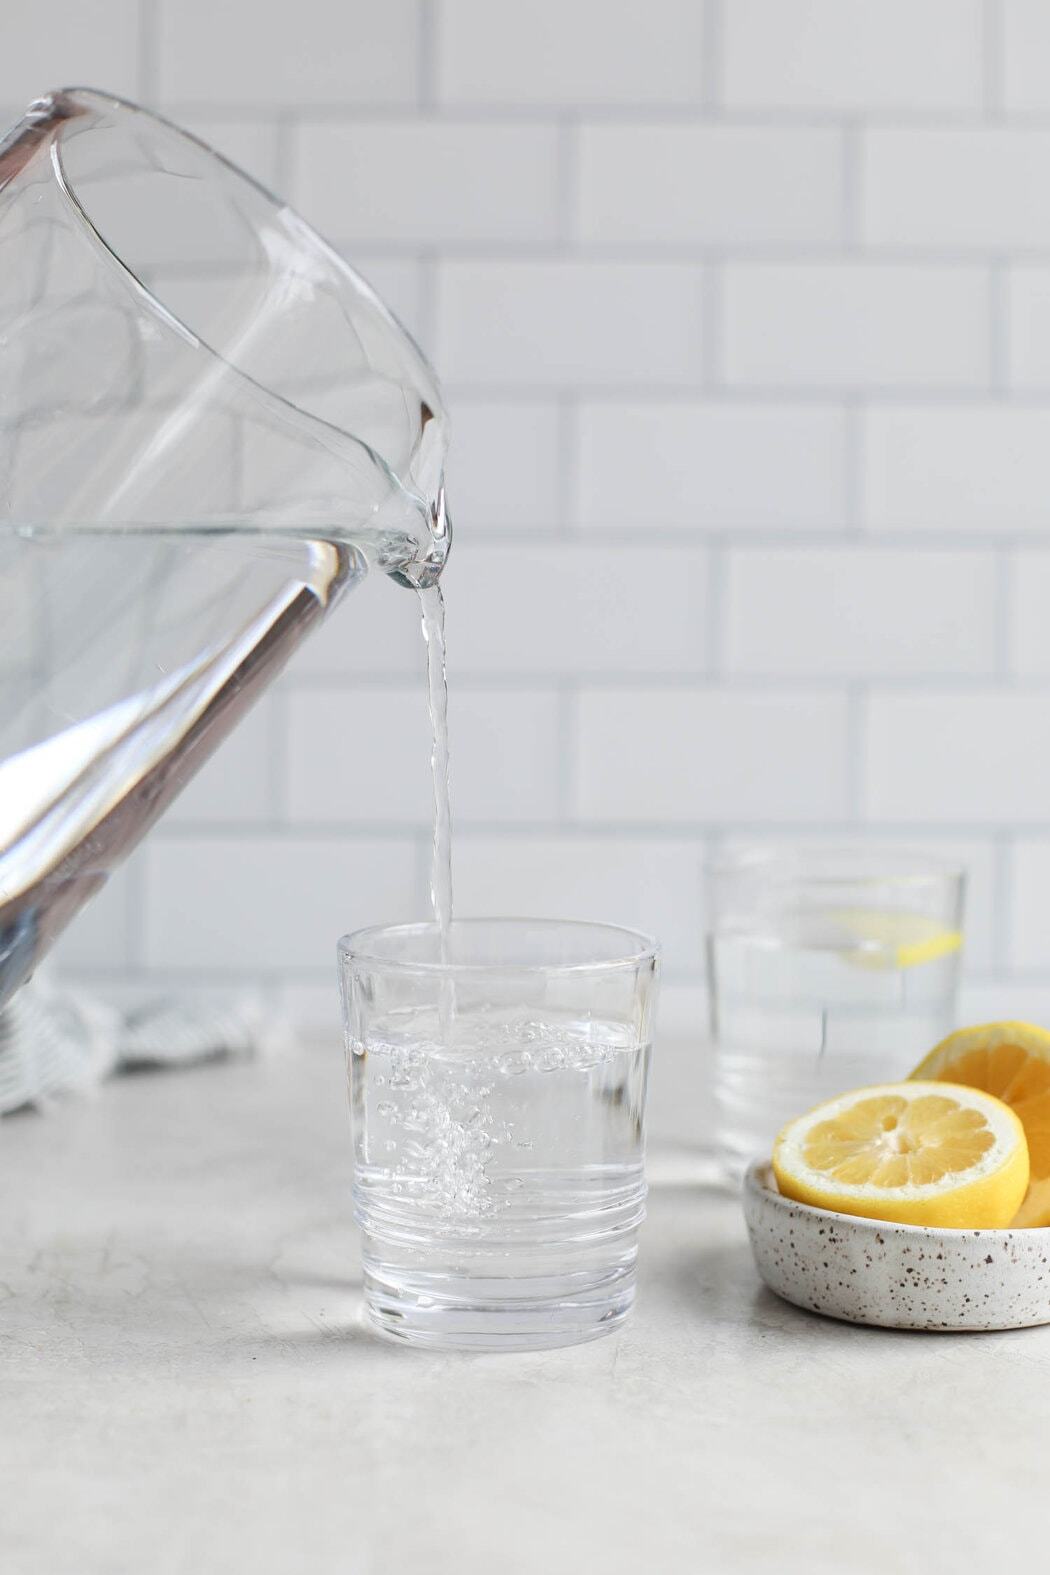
[[773, 1080, 1029, 1228], [911, 1022, 1050, 1227]]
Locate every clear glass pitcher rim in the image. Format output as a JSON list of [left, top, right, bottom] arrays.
[[6, 86, 448, 536]]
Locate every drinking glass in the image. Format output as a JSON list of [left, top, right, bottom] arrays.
[[338, 919, 659, 1350], [707, 846, 965, 1178]]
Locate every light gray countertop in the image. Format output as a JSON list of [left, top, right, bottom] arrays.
[[3, 1036, 1049, 1574]]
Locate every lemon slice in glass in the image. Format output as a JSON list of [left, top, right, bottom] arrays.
[[829, 909, 963, 971]]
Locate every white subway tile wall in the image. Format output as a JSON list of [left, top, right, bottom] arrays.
[[434, 0, 707, 107], [1003, 0, 1050, 114], [6, 2, 1049, 1015], [862, 130, 1050, 250], [434, 261, 707, 387], [722, 264, 990, 391], [1006, 267, 1050, 389], [723, 548, 997, 677], [157, 0, 421, 107], [576, 402, 848, 530], [440, 544, 710, 674], [0, 0, 141, 104], [1010, 552, 1050, 676], [722, 0, 984, 112], [292, 121, 562, 244], [863, 406, 1050, 531], [575, 690, 850, 823], [577, 125, 844, 247]]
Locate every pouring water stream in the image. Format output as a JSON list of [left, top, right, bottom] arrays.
[[419, 585, 454, 942]]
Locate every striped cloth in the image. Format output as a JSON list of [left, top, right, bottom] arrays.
[[0, 973, 264, 1114]]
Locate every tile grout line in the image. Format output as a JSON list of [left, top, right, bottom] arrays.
[[418, 0, 437, 109], [702, 256, 722, 389], [843, 396, 864, 531], [145, 819, 1050, 842], [992, 833, 1013, 975], [70, 961, 714, 989], [705, 541, 725, 675], [700, 0, 724, 110], [983, 0, 1005, 120], [269, 687, 290, 825], [841, 121, 862, 250], [846, 683, 868, 822], [423, 378, 1050, 401], [556, 115, 581, 250], [159, 102, 1050, 127], [988, 257, 1009, 393], [68, 960, 1050, 985], [145, 525, 1050, 552], [993, 547, 1013, 679], [305, 239, 1050, 265], [280, 670, 1050, 694], [556, 394, 579, 532], [557, 682, 579, 824]]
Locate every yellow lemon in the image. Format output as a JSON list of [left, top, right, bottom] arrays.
[[911, 1021, 1050, 1227], [772, 1081, 1029, 1228]]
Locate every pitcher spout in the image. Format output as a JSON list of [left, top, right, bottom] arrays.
[[385, 481, 453, 590]]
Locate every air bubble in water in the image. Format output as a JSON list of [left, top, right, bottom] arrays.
[[357, 1012, 646, 1246], [500, 1049, 532, 1075]]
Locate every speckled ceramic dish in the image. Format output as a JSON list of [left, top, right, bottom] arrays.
[[743, 1161, 1050, 1332]]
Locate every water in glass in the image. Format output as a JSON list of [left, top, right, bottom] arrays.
[[709, 907, 961, 1177]]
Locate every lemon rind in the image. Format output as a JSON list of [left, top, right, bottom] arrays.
[[911, 1020, 1050, 1079]]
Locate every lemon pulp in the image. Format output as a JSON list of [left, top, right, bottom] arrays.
[[773, 1080, 1029, 1228]]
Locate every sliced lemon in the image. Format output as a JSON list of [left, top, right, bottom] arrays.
[[772, 1081, 1029, 1228], [831, 909, 963, 971], [910, 1022, 1050, 1227]]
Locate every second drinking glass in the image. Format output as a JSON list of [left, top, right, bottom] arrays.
[[707, 846, 965, 1179]]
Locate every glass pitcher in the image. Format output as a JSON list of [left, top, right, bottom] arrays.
[[0, 88, 452, 1007]]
